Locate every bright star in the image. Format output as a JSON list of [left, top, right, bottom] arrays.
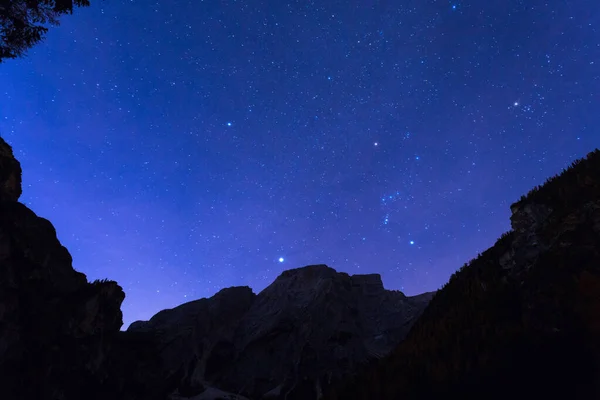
[[409, 240, 415, 245], [226, 122, 232, 126], [513, 102, 519, 107], [278, 257, 284, 263], [374, 142, 379, 146]]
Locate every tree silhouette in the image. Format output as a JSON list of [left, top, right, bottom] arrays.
[[0, 0, 89, 63]]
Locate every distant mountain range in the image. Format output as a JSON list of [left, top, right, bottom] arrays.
[[128, 265, 433, 399], [0, 136, 598, 400]]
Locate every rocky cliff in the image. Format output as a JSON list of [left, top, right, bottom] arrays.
[[324, 149, 600, 400], [129, 265, 434, 399], [0, 137, 176, 400]]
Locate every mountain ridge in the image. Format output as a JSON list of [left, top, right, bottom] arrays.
[[323, 148, 600, 400], [128, 263, 435, 399], [0, 135, 598, 400]]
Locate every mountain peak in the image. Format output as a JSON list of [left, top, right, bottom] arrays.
[[270, 264, 386, 296], [127, 263, 430, 399], [276, 263, 338, 279]]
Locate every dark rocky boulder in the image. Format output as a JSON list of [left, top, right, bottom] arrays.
[[129, 264, 434, 399]]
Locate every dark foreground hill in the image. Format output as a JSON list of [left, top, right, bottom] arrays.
[[324, 149, 600, 400], [0, 138, 178, 400]]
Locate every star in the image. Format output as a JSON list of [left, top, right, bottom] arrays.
[[409, 240, 415, 245], [278, 257, 285, 263], [374, 142, 379, 147], [226, 122, 232, 127]]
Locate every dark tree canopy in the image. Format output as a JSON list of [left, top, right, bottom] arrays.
[[0, 0, 89, 62]]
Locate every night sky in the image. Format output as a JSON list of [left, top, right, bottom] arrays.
[[0, 0, 598, 327]]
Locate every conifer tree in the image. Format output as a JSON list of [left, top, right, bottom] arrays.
[[0, 0, 89, 62]]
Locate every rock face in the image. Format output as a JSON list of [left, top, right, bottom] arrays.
[[0, 138, 21, 201], [129, 265, 434, 399], [0, 137, 175, 400], [324, 149, 600, 400], [130, 286, 257, 397]]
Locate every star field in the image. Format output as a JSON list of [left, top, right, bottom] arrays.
[[0, 0, 598, 327]]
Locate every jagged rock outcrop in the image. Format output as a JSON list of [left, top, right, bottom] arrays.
[[0, 137, 176, 400], [324, 149, 600, 400], [129, 264, 434, 399], [0, 138, 21, 201]]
